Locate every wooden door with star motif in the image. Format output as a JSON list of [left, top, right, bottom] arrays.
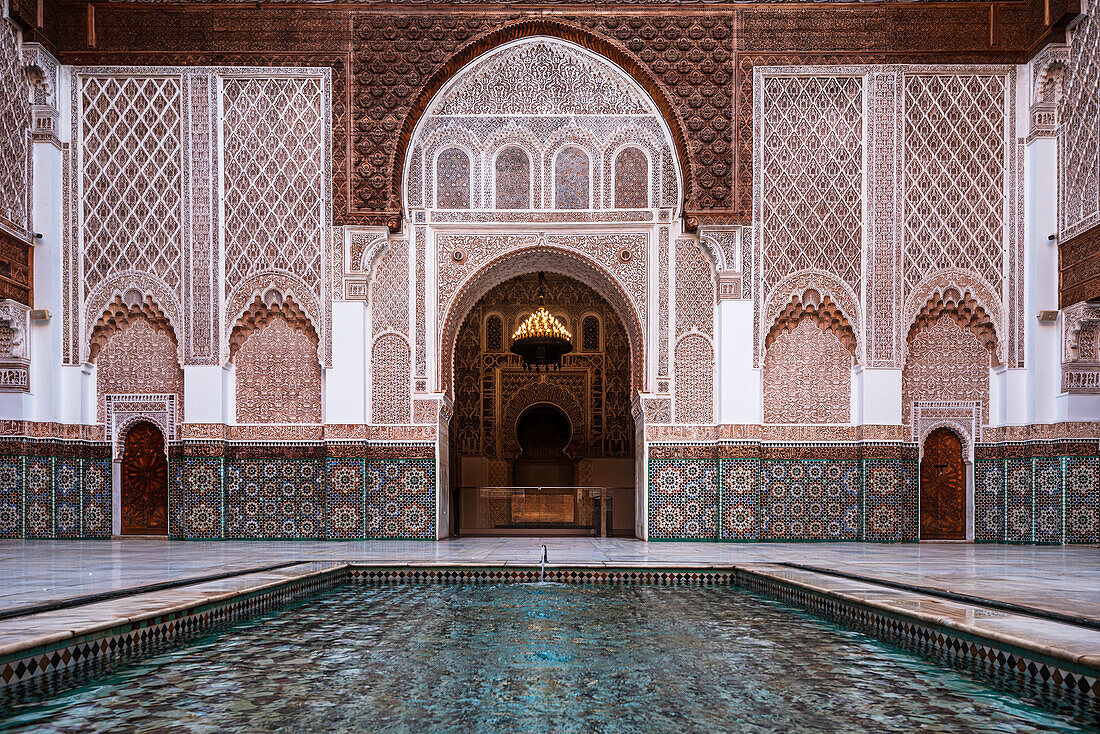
[[919, 427, 966, 540], [121, 421, 169, 535]]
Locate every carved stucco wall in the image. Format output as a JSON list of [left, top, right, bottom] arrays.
[[762, 316, 852, 425], [95, 318, 184, 423], [754, 65, 1018, 371], [1061, 5, 1100, 241], [406, 38, 679, 214], [902, 317, 990, 426], [0, 17, 30, 237], [67, 67, 332, 369], [393, 37, 689, 411], [673, 238, 715, 423], [233, 316, 322, 424]]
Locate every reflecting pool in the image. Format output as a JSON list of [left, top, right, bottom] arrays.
[[1, 584, 1094, 733]]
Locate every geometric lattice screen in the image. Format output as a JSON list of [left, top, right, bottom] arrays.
[[758, 75, 864, 298], [79, 76, 184, 300], [902, 74, 1008, 297]]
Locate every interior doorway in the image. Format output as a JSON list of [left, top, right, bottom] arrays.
[[449, 272, 636, 537], [120, 421, 169, 535], [919, 427, 966, 540]]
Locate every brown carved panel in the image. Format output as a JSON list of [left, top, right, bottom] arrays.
[[1060, 223, 1100, 308], [121, 421, 169, 535], [0, 229, 32, 306], [919, 427, 965, 540]]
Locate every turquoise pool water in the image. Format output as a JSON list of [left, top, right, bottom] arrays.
[[0, 583, 1094, 733]]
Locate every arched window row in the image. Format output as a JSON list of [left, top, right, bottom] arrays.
[[427, 143, 658, 211]]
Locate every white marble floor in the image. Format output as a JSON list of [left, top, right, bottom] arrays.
[[0, 538, 1096, 622]]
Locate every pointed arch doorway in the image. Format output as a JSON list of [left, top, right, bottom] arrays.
[[120, 421, 169, 535], [919, 427, 966, 540]]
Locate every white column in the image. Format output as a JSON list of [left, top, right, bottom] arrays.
[[183, 365, 233, 424], [716, 298, 760, 424], [324, 300, 366, 424], [1025, 134, 1062, 424], [853, 367, 902, 425]]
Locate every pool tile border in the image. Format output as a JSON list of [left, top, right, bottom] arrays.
[[734, 570, 1100, 710], [0, 562, 1095, 722], [0, 566, 343, 695]]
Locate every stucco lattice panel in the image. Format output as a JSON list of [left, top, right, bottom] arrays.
[[221, 77, 325, 300], [902, 74, 1007, 295], [1061, 11, 1100, 238], [763, 317, 852, 424], [96, 319, 183, 423], [0, 20, 29, 235], [406, 37, 679, 217], [234, 317, 322, 424], [675, 239, 714, 338], [495, 146, 531, 209], [902, 317, 989, 426], [555, 146, 590, 210], [759, 76, 864, 295], [80, 76, 183, 298], [614, 147, 649, 209], [371, 237, 408, 335], [437, 39, 651, 117], [372, 334, 411, 424], [436, 147, 471, 209], [674, 335, 713, 424]]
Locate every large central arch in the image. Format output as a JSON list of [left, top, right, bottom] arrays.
[[439, 245, 647, 400]]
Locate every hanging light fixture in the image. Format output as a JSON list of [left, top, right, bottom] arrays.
[[510, 272, 573, 371]]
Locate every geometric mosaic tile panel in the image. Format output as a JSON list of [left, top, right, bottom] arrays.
[[863, 458, 918, 542], [762, 459, 860, 541]]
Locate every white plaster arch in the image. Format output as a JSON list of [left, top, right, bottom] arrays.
[[402, 35, 683, 220], [761, 269, 863, 363], [84, 271, 184, 365]]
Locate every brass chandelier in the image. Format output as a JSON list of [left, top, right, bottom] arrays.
[[510, 272, 574, 371]]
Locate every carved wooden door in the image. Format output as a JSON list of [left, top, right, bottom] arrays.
[[920, 427, 965, 540], [121, 421, 169, 535]]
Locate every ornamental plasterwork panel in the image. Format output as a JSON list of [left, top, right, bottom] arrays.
[[105, 393, 177, 459], [1060, 7, 1100, 241], [21, 42, 59, 146], [65, 66, 332, 367], [0, 299, 29, 392], [912, 401, 981, 461], [753, 64, 1018, 370], [1062, 302, 1100, 394], [1029, 44, 1069, 142], [405, 37, 681, 217], [0, 18, 30, 239]]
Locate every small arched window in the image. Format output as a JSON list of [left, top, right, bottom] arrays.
[[555, 146, 590, 210], [495, 146, 531, 209], [614, 147, 649, 209], [582, 315, 600, 351], [436, 147, 471, 209], [485, 315, 503, 352]]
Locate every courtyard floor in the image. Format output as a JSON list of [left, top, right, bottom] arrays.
[[0, 538, 1096, 623]]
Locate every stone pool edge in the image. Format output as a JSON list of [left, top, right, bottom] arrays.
[[0, 562, 1096, 714]]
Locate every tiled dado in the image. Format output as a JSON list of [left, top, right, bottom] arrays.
[[168, 441, 436, 540], [974, 440, 1100, 544], [0, 567, 343, 695], [0, 439, 111, 540], [737, 570, 1100, 708], [647, 442, 919, 542]]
